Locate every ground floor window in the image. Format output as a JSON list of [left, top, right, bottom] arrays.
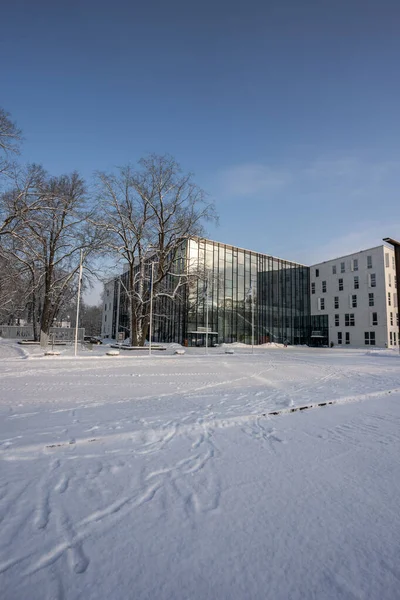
[[365, 331, 376, 346], [345, 332, 350, 344], [337, 332, 342, 345]]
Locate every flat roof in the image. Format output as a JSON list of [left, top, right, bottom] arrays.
[[310, 244, 394, 268], [191, 236, 308, 267]]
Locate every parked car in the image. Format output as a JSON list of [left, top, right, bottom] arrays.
[[84, 336, 102, 345]]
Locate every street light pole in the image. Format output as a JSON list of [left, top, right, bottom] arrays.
[[251, 283, 255, 354], [149, 262, 154, 357], [205, 271, 209, 356], [74, 250, 83, 357], [383, 238, 400, 354]]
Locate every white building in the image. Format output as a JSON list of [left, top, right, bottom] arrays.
[[311, 245, 398, 348]]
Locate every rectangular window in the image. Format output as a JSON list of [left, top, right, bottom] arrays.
[[318, 298, 325, 310], [354, 276, 359, 289], [315, 268, 319, 277], [345, 332, 350, 345], [369, 293, 374, 306], [370, 273, 376, 287], [394, 332, 397, 345], [105, 304, 107, 311], [394, 293, 397, 308], [390, 312, 393, 326], [335, 314, 339, 326], [322, 280, 327, 293], [341, 262, 345, 273], [388, 292, 391, 306], [397, 313, 399, 327], [311, 282, 315, 294], [367, 255, 372, 269], [345, 313, 355, 327], [372, 312, 378, 326], [393, 256, 396, 270], [334, 296, 339, 309], [352, 294, 357, 308], [338, 332, 342, 345], [352, 259, 358, 271], [390, 331, 393, 345], [365, 332, 376, 346], [385, 253, 390, 267], [332, 265, 337, 275], [389, 273, 392, 287], [339, 278, 344, 291]]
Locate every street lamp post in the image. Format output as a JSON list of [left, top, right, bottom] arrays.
[[383, 238, 400, 354]]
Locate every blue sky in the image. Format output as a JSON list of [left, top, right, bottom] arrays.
[[2, 0, 400, 302]]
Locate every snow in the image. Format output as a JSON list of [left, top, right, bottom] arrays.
[[1, 340, 400, 599]]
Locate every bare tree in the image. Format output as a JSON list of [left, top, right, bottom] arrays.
[[0, 108, 21, 177], [95, 154, 217, 345], [1, 168, 103, 344]]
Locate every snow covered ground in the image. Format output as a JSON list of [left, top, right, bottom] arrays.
[[1, 340, 400, 599]]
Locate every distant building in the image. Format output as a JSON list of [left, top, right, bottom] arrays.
[[311, 245, 398, 348]]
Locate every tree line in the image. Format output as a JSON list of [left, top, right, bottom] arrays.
[[0, 108, 216, 346]]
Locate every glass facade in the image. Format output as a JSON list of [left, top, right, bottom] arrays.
[[185, 238, 310, 346], [110, 237, 312, 346]]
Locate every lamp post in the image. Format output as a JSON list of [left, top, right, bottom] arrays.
[[383, 238, 400, 354]]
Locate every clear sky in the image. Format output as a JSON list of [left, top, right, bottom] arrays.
[[2, 0, 400, 302]]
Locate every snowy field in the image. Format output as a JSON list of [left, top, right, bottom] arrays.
[[1, 340, 400, 600]]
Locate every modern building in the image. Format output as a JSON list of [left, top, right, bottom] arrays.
[[101, 237, 311, 346], [102, 238, 399, 349], [310, 245, 398, 348]]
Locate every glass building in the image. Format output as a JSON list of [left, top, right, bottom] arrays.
[[107, 237, 311, 346], [180, 238, 310, 346]]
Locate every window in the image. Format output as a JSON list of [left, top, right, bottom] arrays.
[[339, 278, 344, 291], [340, 262, 345, 273], [332, 265, 337, 275], [390, 312, 393, 326], [389, 274, 392, 287], [367, 255, 372, 269], [353, 259, 358, 271], [385, 253, 390, 267], [105, 304, 107, 311], [394, 332, 397, 345], [311, 282, 315, 294], [334, 296, 339, 309], [104, 314, 107, 322], [388, 292, 391, 306], [345, 332, 350, 345], [365, 331, 376, 346], [109, 302, 111, 310], [335, 314, 339, 326], [397, 313, 399, 327], [315, 269, 319, 277], [369, 293, 374, 307], [370, 273, 376, 287], [322, 280, 327, 293], [352, 294, 357, 308], [338, 332, 342, 345], [318, 298, 325, 310], [354, 276, 359, 289], [345, 313, 355, 327], [390, 331, 393, 345], [394, 293, 397, 308], [372, 312, 378, 326], [393, 256, 396, 270]]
